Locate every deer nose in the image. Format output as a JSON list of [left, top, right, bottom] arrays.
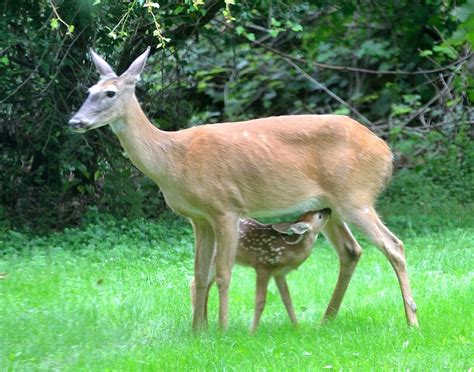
[[69, 117, 90, 131]]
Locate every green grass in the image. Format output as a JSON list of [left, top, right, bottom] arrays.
[[1, 205, 473, 371]]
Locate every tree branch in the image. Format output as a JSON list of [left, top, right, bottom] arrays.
[[255, 40, 473, 76], [282, 57, 373, 127], [397, 61, 467, 128]]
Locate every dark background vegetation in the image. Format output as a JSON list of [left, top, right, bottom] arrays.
[[1, 0, 473, 230]]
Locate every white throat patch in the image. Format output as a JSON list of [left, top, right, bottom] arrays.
[[110, 119, 126, 134]]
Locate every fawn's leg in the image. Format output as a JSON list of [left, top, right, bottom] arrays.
[[251, 268, 272, 333], [322, 215, 362, 322], [347, 206, 418, 327], [191, 219, 215, 330], [213, 214, 240, 330], [274, 275, 298, 326]]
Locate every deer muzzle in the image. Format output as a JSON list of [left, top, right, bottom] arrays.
[[69, 117, 91, 132]]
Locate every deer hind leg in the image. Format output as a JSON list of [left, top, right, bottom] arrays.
[[322, 216, 362, 322], [347, 206, 419, 327], [251, 268, 272, 333], [274, 275, 298, 326], [213, 214, 240, 330], [191, 219, 215, 330]]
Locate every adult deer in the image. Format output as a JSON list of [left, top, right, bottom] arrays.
[[69, 47, 418, 329]]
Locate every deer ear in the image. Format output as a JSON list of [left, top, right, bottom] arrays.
[[272, 222, 310, 235], [90, 49, 117, 79], [121, 47, 151, 84]]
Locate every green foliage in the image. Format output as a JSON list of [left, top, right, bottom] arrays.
[[1, 210, 193, 262], [1, 0, 472, 229], [450, 0, 474, 46], [386, 125, 474, 205]]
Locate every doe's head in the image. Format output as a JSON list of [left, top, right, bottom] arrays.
[[69, 47, 151, 133]]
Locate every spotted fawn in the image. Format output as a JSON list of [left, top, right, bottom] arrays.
[[192, 208, 331, 332]]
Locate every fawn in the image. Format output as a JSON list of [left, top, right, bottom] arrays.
[[191, 209, 331, 332]]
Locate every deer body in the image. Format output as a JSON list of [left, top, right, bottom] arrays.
[[113, 102, 390, 219], [69, 48, 418, 330], [192, 210, 331, 332]]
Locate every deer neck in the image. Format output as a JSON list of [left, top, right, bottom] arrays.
[[304, 231, 319, 252], [110, 95, 174, 183], [295, 231, 318, 252]]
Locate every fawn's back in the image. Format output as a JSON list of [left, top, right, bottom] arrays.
[[236, 209, 331, 273]]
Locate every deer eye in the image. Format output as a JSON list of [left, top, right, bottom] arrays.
[[106, 91, 116, 98]]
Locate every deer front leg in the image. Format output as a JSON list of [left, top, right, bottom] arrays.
[[251, 268, 272, 333], [191, 219, 215, 331], [213, 214, 240, 330], [203, 268, 216, 322], [274, 275, 298, 326], [190, 267, 215, 323]]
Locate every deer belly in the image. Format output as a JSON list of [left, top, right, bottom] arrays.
[[249, 197, 325, 218]]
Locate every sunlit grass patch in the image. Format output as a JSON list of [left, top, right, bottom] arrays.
[[1, 207, 473, 370]]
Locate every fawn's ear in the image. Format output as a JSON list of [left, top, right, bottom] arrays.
[[272, 222, 310, 235]]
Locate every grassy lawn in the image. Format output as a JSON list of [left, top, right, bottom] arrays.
[[1, 204, 473, 370]]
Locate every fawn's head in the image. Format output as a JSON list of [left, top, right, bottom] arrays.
[[272, 209, 331, 236], [69, 47, 150, 133]]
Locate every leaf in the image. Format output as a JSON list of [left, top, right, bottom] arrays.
[[143, 1, 160, 8], [391, 104, 412, 116], [332, 107, 350, 115], [245, 33, 256, 42], [452, 0, 474, 22], [419, 50, 433, 57], [50, 18, 59, 30], [291, 24, 303, 32], [236, 26, 245, 35], [0, 56, 9, 66], [468, 88, 474, 103], [433, 45, 459, 59], [402, 94, 421, 105], [68, 24, 75, 34], [269, 29, 280, 38], [271, 18, 281, 27], [173, 5, 184, 14]]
